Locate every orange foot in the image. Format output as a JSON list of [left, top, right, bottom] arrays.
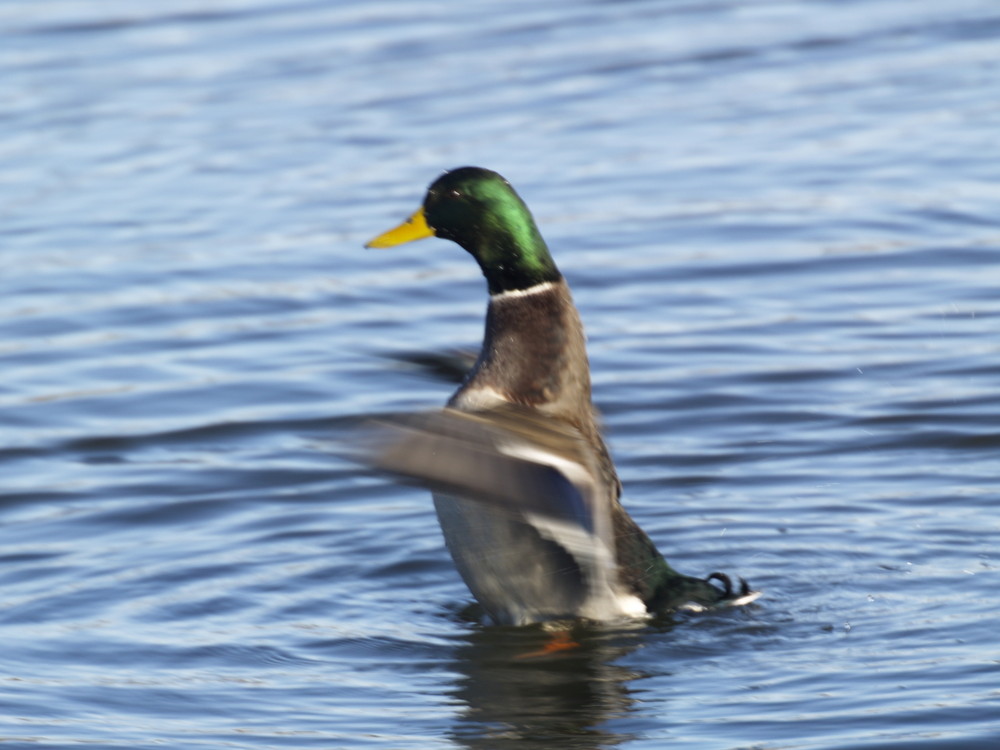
[[515, 630, 580, 659]]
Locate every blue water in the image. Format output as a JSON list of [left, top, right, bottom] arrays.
[[2, 0, 999, 747]]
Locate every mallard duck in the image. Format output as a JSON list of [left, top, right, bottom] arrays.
[[364, 167, 756, 626]]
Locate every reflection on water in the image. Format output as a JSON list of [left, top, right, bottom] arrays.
[[447, 622, 653, 750]]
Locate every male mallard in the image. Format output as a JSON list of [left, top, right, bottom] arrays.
[[365, 167, 756, 626]]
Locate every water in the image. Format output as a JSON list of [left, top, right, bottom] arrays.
[[2, 0, 999, 747]]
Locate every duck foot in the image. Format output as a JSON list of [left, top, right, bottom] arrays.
[[514, 630, 580, 659]]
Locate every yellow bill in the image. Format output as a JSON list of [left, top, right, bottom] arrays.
[[364, 207, 435, 248]]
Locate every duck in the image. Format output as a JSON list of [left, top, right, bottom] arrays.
[[364, 166, 756, 626]]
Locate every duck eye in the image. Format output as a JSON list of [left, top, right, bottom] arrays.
[[449, 189, 462, 198]]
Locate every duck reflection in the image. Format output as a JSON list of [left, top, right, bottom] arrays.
[[443, 618, 665, 750]]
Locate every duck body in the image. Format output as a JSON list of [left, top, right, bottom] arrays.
[[366, 167, 754, 625], [437, 278, 647, 624]]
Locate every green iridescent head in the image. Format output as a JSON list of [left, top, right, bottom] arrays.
[[366, 167, 561, 295]]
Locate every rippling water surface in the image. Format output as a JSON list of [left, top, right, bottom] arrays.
[[2, 1, 999, 748]]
